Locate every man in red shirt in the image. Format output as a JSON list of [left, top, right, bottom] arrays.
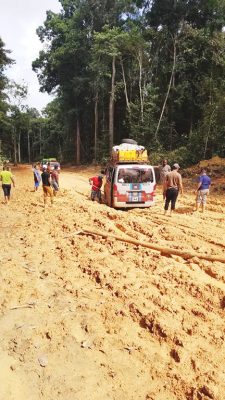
[[89, 175, 103, 202]]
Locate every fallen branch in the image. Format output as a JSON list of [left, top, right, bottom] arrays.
[[81, 229, 225, 263], [23, 265, 36, 273], [10, 302, 36, 310], [64, 230, 83, 238]]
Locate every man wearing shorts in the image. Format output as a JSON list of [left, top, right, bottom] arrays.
[[41, 167, 54, 207], [89, 175, 103, 202], [0, 166, 15, 204], [196, 168, 211, 212], [32, 164, 41, 191]]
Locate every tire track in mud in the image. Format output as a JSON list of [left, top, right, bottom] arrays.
[[130, 209, 225, 249], [105, 212, 225, 290], [37, 169, 225, 400], [67, 170, 225, 250], [62, 179, 225, 292], [102, 209, 225, 259], [59, 176, 224, 398], [56, 217, 225, 400]]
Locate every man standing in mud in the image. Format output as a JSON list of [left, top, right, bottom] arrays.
[[0, 166, 15, 204], [195, 168, 211, 213], [160, 159, 171, 183], [163, 163, 183, 216], [89, 175, 103, 203], [32, 164, 41, 191], [41, 166, 54, 207], [51, 165, 59, 196]]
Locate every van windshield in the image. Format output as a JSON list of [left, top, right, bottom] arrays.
[[117, 168, 153, 183]]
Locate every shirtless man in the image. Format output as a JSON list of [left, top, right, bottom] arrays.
[[163, 163, 183, 216]]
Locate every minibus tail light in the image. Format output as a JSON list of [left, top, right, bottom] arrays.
[[113, 184, 118, 197]]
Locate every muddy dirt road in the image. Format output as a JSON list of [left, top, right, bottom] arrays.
[[0, 165, 225, 400]]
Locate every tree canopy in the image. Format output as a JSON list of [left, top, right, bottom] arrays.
[[2, 0, 225, 166], [31, 0, 225, 165]]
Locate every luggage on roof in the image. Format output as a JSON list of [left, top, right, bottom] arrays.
[[111, 142, 148, 163]]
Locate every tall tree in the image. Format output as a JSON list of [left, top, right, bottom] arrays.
[[0, 37, 14, 159], [6, 81, 28, 163], [33, 0, 140, 161], [32, 0, 225, 165]]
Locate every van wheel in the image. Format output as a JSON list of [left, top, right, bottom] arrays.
[[121, 138, 137, 145]]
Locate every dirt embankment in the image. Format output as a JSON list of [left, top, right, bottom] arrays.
[[0, 164, 225, 400]]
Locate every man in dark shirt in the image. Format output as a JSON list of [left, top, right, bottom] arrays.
[[41, 167, 54, 207]]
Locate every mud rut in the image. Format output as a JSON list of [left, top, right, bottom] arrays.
[[0, 165, 225, 400]]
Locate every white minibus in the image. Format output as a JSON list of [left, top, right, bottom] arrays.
[[104, 163, 156, 208]]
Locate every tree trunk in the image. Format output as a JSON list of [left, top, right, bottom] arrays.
[[155, 36, 177, 141], [18, 132, 21, 163], [27, 129, 31, 164], [76, 119, 80, 165], [39, 125, 42, 157], [121, 58, 130, 113], [189, 108, 193, 137], [13, 126, 17, 165], [138, 49, 144, 123], [203, 108, 216, 159], [109, 55, 116, 152], [94, 93, 98, 162]]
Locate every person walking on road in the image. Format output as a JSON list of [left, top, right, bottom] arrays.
[[41, 166, 54, 207], [195, 168, 211, 213], [89, 175, 103, 203], [32, 164, 41, 191], [163, 163, 183, 216], [160, 159, 171, 183], [0, 166, 15, 204], [47, 162, 51, 174], [51, 165, 59, 196]]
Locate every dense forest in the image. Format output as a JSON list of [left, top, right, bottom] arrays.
[[1, 0, 225, 166]]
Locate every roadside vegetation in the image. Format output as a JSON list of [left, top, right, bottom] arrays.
[[1, 0, 225, 167]]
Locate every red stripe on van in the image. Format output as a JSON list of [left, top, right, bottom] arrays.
[[113, 184, 118, 197]]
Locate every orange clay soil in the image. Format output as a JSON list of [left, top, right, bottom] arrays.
[[0, 164, 225, 400]]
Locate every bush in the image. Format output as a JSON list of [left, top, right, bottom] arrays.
[[0, 152, 8, 167], [149, 147, 190, 168]]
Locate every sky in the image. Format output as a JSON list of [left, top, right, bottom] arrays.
[[0, 0, 61, 112]]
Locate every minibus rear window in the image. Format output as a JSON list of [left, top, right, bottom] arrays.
[[117, 168, 153, 183]]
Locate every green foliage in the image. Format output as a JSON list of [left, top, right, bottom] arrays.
[[150, 146, 197, 168], [28, 0, 225, 164]]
